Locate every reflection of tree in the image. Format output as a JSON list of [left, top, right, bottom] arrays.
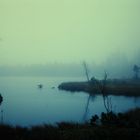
[[83, 95, 91, 121], [95, 72, 112, 113], [83, 94, 96, 121]]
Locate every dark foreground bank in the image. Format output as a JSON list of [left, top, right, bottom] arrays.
[[58, 79, 140, 96], [0, 108, 140, 140]]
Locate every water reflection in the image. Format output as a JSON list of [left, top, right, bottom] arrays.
[[83, 94, 96, 121], [0, 77, 140, 126]]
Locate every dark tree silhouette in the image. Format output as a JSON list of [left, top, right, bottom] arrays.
[[0, 94, 3, 105], [94, 72, 112, 113], [133, 64, 140, 79], [0, 94, 3, 124], [82, 61, 90, 82]]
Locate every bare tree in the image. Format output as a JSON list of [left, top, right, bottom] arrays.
[[82, 61, 90, 82], [102, 72, 112, 113], [82, 61, 112, 113], [94, 72, 112, 113]]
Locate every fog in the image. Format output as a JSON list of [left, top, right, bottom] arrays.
[[0, 0, 140, 78], [0, 55, 139, 79]]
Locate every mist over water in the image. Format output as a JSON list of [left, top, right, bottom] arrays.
[[0, 0, 140, 127], [0, 51, 139, 79]]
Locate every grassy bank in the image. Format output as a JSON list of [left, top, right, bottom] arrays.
[[58, 79, 140, 96], [0, 108, 140, 140]]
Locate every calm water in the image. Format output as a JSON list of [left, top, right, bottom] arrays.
[[0, 76, 140, 126]]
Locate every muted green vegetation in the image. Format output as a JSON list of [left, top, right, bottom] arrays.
[[1, 77, 140, 139], [0, 108, 140, 140]]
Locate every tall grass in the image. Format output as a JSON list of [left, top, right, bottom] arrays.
[[0, 108, 140, 140]]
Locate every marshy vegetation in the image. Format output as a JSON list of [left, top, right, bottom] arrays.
[[0, 108, 140, 140]]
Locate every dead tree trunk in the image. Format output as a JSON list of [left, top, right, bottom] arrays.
[[94, 72, 112, 113], [82, 61, 90, 82]]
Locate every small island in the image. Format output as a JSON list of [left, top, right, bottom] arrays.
[[58, 78, 140, 96], [58, 64, 140, 97]]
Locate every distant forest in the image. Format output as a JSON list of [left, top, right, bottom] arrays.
[[0, 63, 136, 78]]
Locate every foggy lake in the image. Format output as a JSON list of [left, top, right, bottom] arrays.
[[0, 76, 140, 127]]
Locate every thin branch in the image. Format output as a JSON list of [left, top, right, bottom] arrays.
[[82, 61, 90, 82]]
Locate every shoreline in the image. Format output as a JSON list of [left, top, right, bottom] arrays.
[[58, 79, 140, 97], [1, 108, 140, 140]]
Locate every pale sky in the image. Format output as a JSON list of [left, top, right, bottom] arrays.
[[0, 0, 140, 66]]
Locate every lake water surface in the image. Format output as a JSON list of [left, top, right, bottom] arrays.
[[0, 77, 140, 126]]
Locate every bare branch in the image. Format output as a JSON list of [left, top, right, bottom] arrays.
[[82, 61, 90, 82]]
